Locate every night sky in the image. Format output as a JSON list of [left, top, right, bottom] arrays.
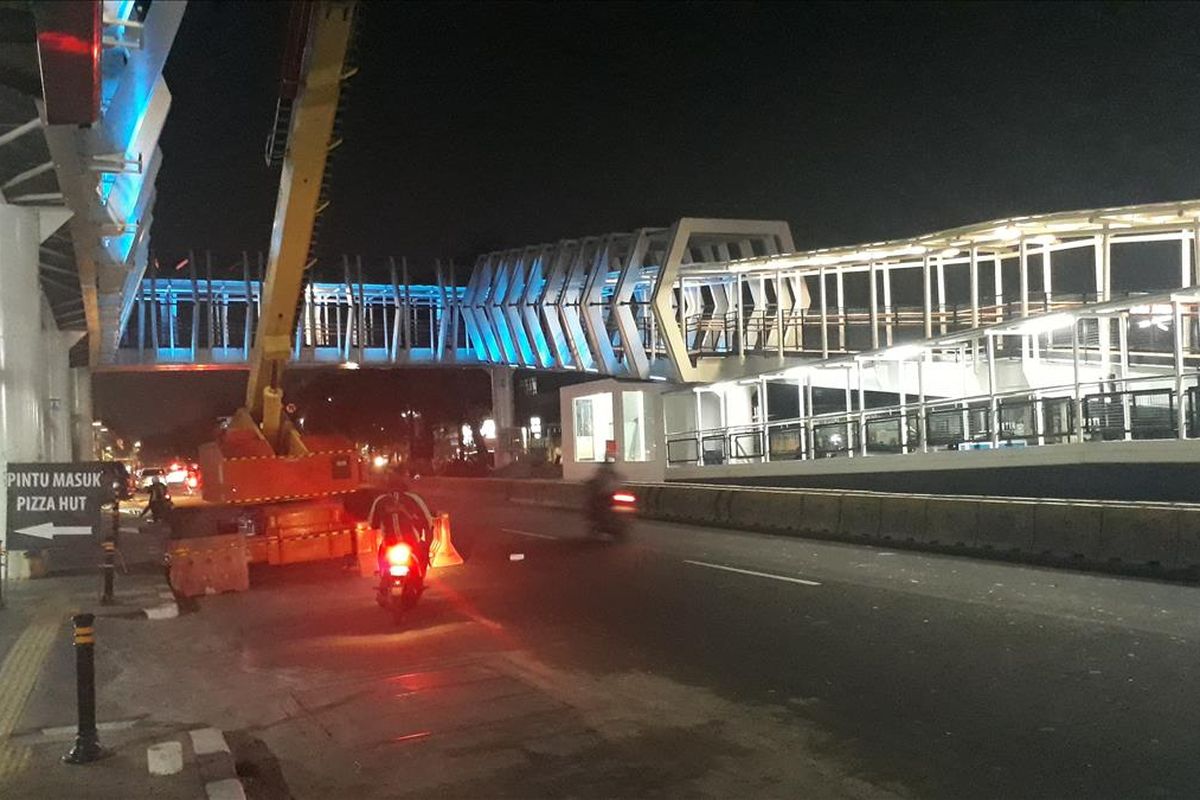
[[99, 1, 1200, 444], [153, 1, 1200, 266]]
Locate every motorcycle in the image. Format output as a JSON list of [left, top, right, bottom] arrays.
[[375, 539, 426, 624], [146, 490, 173, 524], [590, 490, 636, 540]]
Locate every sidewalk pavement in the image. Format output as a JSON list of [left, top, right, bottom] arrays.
[[0, 529, 242, 799]]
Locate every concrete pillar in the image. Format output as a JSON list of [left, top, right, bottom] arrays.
[[489, 366, 516, 468], [71, 367, 95, 462], [0, 204, 65, 578]]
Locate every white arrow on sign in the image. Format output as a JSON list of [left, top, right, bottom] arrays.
[[14, 523, 93, 539]]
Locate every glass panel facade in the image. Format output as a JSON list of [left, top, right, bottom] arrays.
[[622, 391, 648, 462], [573, 393, 614, 462]]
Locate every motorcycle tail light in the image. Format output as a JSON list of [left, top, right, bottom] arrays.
[[612, 492, 636, 504], [388, 564, 410, 577], [385, 542, 412, 566]]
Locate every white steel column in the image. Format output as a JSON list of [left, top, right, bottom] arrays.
[[818, 266, 829, 358], [898, 357, 908, 453], [882, 262, 894, 346], [1098, 233, 1112, 375], [969, 247, 980, 329], [804, 374, 815, 460], [857, 360, 867, 456], [775, 270, 784, 358], [736, 273, 745, 359], [986, 334, 999, 447], [1119, 312, 1131, 440], [836, 268, 846, 351], [917, 351, 928, 453], [1072, 319, 1084, 443], [1019, 238, 1030, 318], [844, 366, 854, 457], [1193, 222, 1200, 287], [1174, 300, 1186, 439], [993, 253, 1004, 323], [936, 255, 948, 335], [868, 262, 879, 349], [1042, 245, 1053, 307], [796, 378, 806, 459], [759, 377, 769, 460], [922, 255, 933, 339]]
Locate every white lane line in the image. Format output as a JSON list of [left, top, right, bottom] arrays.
[[683, 559, 822, 586], [502, 528, 559, 540]]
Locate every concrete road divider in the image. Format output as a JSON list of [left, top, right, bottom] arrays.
[[921, 498, 978, 547], [1094, 505, 1179, 568], [725, 489, 801, 533], [1032, 501, 1103, 560], [877, 495, 927, 543], [974, 499, 1035, 553], [414, 476, 1200, 579], [800, 493, 842, 536], [1176, 508, 1200, 568], [838, 494, 881, 541]]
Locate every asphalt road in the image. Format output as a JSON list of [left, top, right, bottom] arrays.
[[419, 492, 1200, 799], [29, 492, 1200, 799]]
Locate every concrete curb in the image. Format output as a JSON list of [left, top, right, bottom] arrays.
[[190, 727, 246, 800]]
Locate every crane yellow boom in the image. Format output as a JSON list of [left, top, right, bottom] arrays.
[[245, 1, 355, 451]]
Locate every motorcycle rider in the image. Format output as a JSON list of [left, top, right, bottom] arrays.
[[586, 459, 621, 532], [373, 490, 432, 581], [140, 477, 172, 523]]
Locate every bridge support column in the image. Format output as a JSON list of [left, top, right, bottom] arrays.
[[0, 204, 67, 580], [71, 368, 94, 462], [489, 366, 517, 469]]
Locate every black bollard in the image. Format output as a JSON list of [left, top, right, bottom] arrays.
[[63, 613, 103, 764], [100, 540, 115, 606], [100, 501, 118, 605]]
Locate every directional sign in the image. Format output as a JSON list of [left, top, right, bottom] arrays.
[[5, 462, 110, 551]]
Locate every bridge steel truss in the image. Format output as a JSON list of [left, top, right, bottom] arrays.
[[107, 200, 1200, 412], [106, 217, 804, 381]]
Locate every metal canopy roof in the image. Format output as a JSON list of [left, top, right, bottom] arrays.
[[684, 199, 1200, 278]]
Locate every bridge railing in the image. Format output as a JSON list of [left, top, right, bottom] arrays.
[[666, 371, 1200, 468]]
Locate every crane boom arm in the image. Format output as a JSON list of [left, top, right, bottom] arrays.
[[246, 1, 355, 445]]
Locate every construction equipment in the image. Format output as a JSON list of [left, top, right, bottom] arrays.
[[197, 2, 363, 565]]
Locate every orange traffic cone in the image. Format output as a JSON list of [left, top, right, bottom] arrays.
[[429, 512, 464, 568]]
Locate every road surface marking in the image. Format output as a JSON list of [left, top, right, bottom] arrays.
[[683, 560, 822, 587], [40, 719, 139, 739], [148, 741, 184, 775], [206, 777, 248, 800], [189, 727, 231, 756], [0, 608, 63, 781], [502, 528, 559, 540]]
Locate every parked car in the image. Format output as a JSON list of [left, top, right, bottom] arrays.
[[138, 467, 166, 492]]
